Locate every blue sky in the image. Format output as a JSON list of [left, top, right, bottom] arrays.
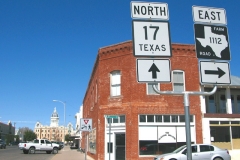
[[0, 0, 239, 130]]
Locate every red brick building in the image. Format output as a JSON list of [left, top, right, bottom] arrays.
[[81, 41, 240, 160], [81, 41, 205, 160]]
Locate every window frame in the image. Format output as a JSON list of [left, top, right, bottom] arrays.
[[110, 70, 121, 97], [172, 70, 185, 92]]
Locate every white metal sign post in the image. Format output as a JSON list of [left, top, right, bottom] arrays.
[[192, 5, 231, 159], [132, 20, 172, 57], [130, 3, 223, 160], [106, 115, 118, 160], [80, 118, 92, 160]]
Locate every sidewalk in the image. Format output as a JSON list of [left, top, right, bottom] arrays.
[[229, 149, 240, 160], [51, 146, 94, 160]]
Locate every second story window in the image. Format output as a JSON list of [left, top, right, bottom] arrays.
[[172, 70, 185, 92], [110, 71, 121, 97]]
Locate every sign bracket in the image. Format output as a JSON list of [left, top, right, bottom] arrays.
[[153, 85, 217, 160]]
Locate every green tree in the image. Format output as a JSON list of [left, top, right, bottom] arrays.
[[24, 130, 37, 141], [5, 134, 14, 145], [15, 135, 20, 144], [65, 134, 72, 142]]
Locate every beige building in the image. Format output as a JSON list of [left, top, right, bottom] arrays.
[[34, 108, 74, 142]]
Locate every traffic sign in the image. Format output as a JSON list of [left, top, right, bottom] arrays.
[[192, 6, 227, 25], [136, 58, 171, 83], [80, 118, 92, 131], [194, 24, 230, 60], [132, 20, 172, 57], [199, 61, 231, 84], [131, 1, 169, 20]]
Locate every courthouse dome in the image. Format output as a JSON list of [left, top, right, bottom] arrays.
[[51, 107, 59, 117]]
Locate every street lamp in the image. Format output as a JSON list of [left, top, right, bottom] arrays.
[[53, 100, 66, 143]]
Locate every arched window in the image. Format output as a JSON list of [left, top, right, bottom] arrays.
[[110, 71, 121, 96]]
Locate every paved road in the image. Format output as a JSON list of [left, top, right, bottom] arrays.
[[0, 145, 55, 160]]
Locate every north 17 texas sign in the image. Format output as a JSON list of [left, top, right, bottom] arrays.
[[199, 61, 231, 84], [194, 24, 230, 60], [132, 20, 172, 57], [136, 59, 171, 83]]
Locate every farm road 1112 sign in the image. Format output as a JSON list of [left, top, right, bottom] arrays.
[[194, 24, 230, 60]]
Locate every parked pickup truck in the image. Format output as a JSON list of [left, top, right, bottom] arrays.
[[19, 139, 60, 154]]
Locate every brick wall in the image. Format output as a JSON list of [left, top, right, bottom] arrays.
[[83, 41, 202, 160]]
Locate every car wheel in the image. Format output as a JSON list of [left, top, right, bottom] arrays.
[[52, 147, 58, 154], [23, 150, 28, 154], [29, 147, 35, 154], [169, 159, 177, 160], [213, 157, 223, 160]]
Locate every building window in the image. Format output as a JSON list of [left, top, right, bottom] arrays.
[[140, 115, 146, 122], [106, 115, 125, 124], [205, 88, 227, 114], [139, 115, 194, 123], [110, 71, 121, 97], [232, 94, 240, 114], [147, 83, 160, 95], [172, 70, 185, 92], [147, 115, 154, 122]]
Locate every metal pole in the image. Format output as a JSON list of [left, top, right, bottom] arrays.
[[184, 93, 192, 160], [109, 118, 111, 160], [85, 133, 87, 160], [152, 85, 217, 160], [64, 103, 65, 144]]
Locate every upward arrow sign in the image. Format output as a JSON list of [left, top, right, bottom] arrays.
[[148, 63, 160, 79]]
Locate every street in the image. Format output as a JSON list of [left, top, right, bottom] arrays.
[[0, 145, 55, 160]]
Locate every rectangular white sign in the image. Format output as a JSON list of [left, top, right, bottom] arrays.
[[132, 21, 172, 57], [137, 58, 171, 83], [199, 61, 231, 84], [192, 6, 227, 24], [131, 2, 169, 20], [80, 118, 92, 131]]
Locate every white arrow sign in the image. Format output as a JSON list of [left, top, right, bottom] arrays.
[[137, 58, 171, 83], [199, 61, 231, 84]]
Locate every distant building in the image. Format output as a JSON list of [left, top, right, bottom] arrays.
[[0, 121, 15, 141], [69, 105, 83, 148], [34, 108, 74, 142]]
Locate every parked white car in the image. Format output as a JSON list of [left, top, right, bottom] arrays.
[[154, 144, 231, 160], [19, 139, 59, 154]]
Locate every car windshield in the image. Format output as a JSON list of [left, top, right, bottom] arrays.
[[172, 145, 186, 153]]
